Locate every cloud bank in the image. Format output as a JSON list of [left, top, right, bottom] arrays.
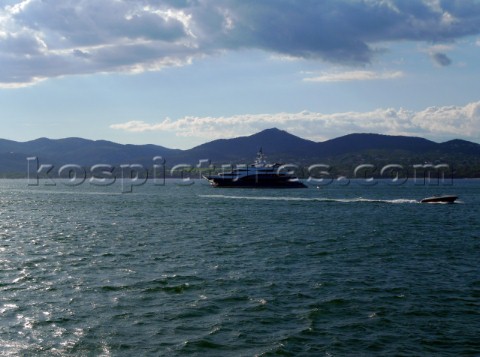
[[303, 70, 404, 82], [110, 101, 480, 144], [2, 0, 480, 87]]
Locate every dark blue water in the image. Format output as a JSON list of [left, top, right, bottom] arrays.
[[1, 179, 479, 355]]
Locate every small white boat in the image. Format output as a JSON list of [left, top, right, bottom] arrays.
[[420, 195, 458, 203]]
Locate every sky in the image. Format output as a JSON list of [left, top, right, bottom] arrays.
[[1, 0, 480, 149]]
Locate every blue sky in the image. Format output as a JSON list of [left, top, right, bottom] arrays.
[[1, 0, 480, 149]]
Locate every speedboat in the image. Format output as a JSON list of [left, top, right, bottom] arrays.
[[420, 195, 458, 203], [203, 149, 306, 188]]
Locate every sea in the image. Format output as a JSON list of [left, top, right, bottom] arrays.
[[0, 178, 479, 356]]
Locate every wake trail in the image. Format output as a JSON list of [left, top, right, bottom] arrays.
[[199, 194, 420, 204]]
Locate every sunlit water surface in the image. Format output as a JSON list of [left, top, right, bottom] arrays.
[[1, 179, 479, 355]]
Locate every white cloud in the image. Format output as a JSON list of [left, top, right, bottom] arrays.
[[2, 0, 480, 87], [426, 44, 454, 53], [303, 70, 404, 82], [0, 0, 196, 86], [110, 101, 480, 143]]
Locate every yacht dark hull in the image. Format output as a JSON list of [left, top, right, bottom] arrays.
[[204, 149, 306, 188], [205, 175, 307, 188]]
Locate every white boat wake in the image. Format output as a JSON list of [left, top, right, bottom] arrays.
[[199, 194, 420, 204]]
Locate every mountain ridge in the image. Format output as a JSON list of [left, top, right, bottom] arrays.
[[1, 128, 479, 177]]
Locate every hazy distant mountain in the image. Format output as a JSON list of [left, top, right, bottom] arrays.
[[315, 133, 438, 156], [186, 128, 317, 163], [0, 137, 181, 172], [1, 128, 479, 177]]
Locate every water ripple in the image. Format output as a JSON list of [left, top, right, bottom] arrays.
[[0, 180, 478, 355]]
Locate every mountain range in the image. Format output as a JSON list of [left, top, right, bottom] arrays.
[[1, 128, 479, 177]]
